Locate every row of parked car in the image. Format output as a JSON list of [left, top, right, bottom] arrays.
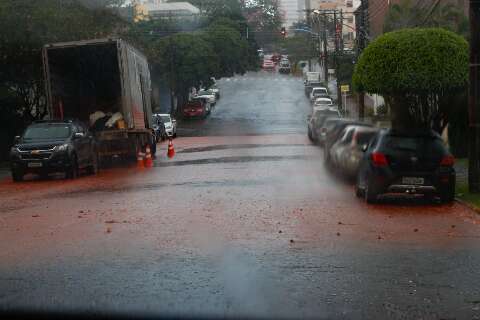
[[305, 82, 456, 204], [151, 80, 221, 141], [182, 81, 221, 119]]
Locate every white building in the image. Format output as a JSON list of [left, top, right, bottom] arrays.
[[134, 1, 200, 21], [278, 0, 306, 28]]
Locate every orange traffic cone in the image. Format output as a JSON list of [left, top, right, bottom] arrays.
[[167, 139, 175, 158], [137, 150, 145, 168], [144, 146, 153, 168]]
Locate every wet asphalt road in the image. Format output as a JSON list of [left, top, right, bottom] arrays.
[[1, 71, 480, 319]]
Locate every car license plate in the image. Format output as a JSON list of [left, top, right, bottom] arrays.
[[28, 162, 43, 168], [402, 177, 424, 185]]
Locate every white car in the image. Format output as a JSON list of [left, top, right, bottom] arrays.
[[209, 85, 220, 99], [197, 89, 217, 105], [154, 113, 177, 138], [309, 87, 329, 101], [313, 97, 334, 108]]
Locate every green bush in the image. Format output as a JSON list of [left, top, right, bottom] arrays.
[[353, 28, 468, 94], [352, 28, 468, 133]]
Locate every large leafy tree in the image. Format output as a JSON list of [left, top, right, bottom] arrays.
[[353, 28, 468, 133], [149, 33, 220, 109], [244, 0, 283, 47], [202, 23, 249, 77], [0, 0, 125, 123]]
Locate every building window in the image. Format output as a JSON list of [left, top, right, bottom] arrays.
[[346, 0, 353, 7], [347, 16, 353, 23]]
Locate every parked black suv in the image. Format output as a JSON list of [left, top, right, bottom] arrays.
[[9, 120, 98, 181], [355, 129, 456, 203]]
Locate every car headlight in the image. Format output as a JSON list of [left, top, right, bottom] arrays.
[[55, 144, 69, 152], [10, 147, 19, 154]]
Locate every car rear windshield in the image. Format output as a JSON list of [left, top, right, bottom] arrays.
[[384, 135, 443, 153], [23, 124, 71, 140], [313, 89, 327, 95], [160, 116, 171, 122]]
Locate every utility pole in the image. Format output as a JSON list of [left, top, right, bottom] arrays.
[[323, 13, 328, 83], [468, 0, 480, 192], [305, 4, 315, 72], [356, 0, 369, 120], [334, 10, 342, 111]]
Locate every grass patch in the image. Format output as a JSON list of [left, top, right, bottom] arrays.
[[456, 182, 480, 209], [453, 158, 480, 210]]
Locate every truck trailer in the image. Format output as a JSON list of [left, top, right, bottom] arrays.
[[42, 38, 156, 164]]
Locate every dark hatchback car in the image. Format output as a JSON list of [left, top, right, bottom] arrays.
[[10, 120, 98, 181], [355, 129, 456, 203]]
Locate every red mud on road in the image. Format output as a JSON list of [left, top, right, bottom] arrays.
[[0, 136, 479, 266]]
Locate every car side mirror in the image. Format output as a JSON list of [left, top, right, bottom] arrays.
[[361, 144, 368, 152]]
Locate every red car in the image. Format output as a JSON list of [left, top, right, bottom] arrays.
[[262, 60, 275, 70], [183, 101, 207, 118]]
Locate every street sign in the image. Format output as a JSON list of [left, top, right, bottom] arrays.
[[341, 85, 350, 93]]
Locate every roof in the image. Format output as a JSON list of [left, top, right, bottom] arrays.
[[143, 2, 200, 15]]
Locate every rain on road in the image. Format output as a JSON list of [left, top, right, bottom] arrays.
[[1, 71, 480, 319]]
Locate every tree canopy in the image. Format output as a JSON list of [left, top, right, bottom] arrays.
[[353, 28, 468, 132], [353, 28, 468, 95]]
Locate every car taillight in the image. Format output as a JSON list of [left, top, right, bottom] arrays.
[[371, 152, 388, 167], [440, 155, 455, 167]]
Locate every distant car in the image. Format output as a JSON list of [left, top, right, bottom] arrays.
[[197, 89, 216, 105], [262, 60, 275, 70], [271, 54, 281, 63], [191, 96, 212, 114], [9, 120, 98, 181], [307, 108, 341, 142], [321, 118, 365, 153], [304, 81, 324, 96], [278, 61, 291, 74], [310, 87, 329, 102], [183, 100, 208, 119], [209, 84, 220, 99], [313, 97, 334, 108], [355, 129, 456, 203], [152, 115, 167, 142], [329, 125, 379, 177], [154, 113, 177, 138]]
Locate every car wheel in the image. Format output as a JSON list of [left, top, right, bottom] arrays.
[[11, 170, 23, 182], [66, 155, 78, 180], [440, 181, 455, 203], [173, 132, 177, 138], [87, 152, 99, 175], [365, 178, 379, 204]]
